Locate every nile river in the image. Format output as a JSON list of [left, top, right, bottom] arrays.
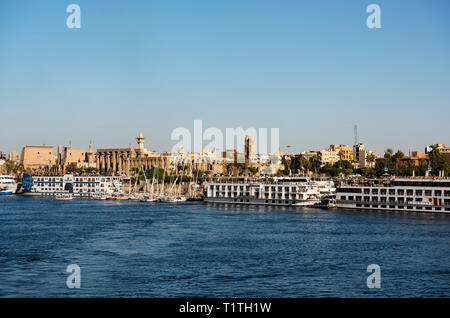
[[0, 196, 449, 297]]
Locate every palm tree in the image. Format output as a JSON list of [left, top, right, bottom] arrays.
[[300, 158, 312, 175], [384, 148, 394, 160], [393, 150, 404, 175], [310, 155, 318, 174], [337, 151, 344, 169], [284, 157, 292, 175], [366, 153, 376, 168]]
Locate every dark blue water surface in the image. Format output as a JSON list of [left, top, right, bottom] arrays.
[[0, 196, 449, 297]]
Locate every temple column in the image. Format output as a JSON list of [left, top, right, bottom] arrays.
[[121, 155, 127, 176], [99, 153, 105, 170], [106, 154, 111, 173], [118, 153, 123, 174], [96, 154, 100, 170], [125, 157, 130, 176], [113, 153, 117, 172]]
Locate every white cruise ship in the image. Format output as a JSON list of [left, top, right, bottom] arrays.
[[204, 177, 335, 207], [336, 178, 450, 213], [0, 175, 18, 195], [22, 174, 123, 197]]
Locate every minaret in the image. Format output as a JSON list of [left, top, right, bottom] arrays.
[[87, 141, 95, 166], [136, 133, 146, 151]]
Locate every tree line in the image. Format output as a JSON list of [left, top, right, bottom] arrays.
[[280, 145, 448, 177]]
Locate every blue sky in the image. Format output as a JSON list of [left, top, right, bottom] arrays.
[[0, 0, 449, 155]]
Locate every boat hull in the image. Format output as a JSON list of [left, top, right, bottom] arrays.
[[0, 183, 17, 195], [204, 197, 320, 207]]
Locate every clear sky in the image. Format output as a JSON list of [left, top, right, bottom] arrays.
[[0, 0, 449, 155]]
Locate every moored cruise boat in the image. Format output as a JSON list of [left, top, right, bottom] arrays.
[[22, 174, 123, 197], [204, 177, 335, 207], [0, 175, 18, 195], [336, 177, 450, 213]]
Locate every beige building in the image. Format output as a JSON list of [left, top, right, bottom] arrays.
[[353, 143, 365, 163], [0, 152, 6, 172], [318, 149, 340, 166], [20, 142, 97, 173], [244, 135, 256, 161], [351, 143, 376, 168], [8, 152, 20, 163], [426, 144, 450, 154], [317, 145, 354, 166], [426, 144, 450, 162], [356, 148, 376, 168], [21, 145, 57, 171], [96, 133, 227, 177], [400, 151, 429, 166], [173, 150, 226, 175], [58, 143, 96, 170], [96, 133, 169, 176], [329, 144, 353, 161]]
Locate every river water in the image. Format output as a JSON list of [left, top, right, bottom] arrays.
[[0, 196, 449, 297]]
